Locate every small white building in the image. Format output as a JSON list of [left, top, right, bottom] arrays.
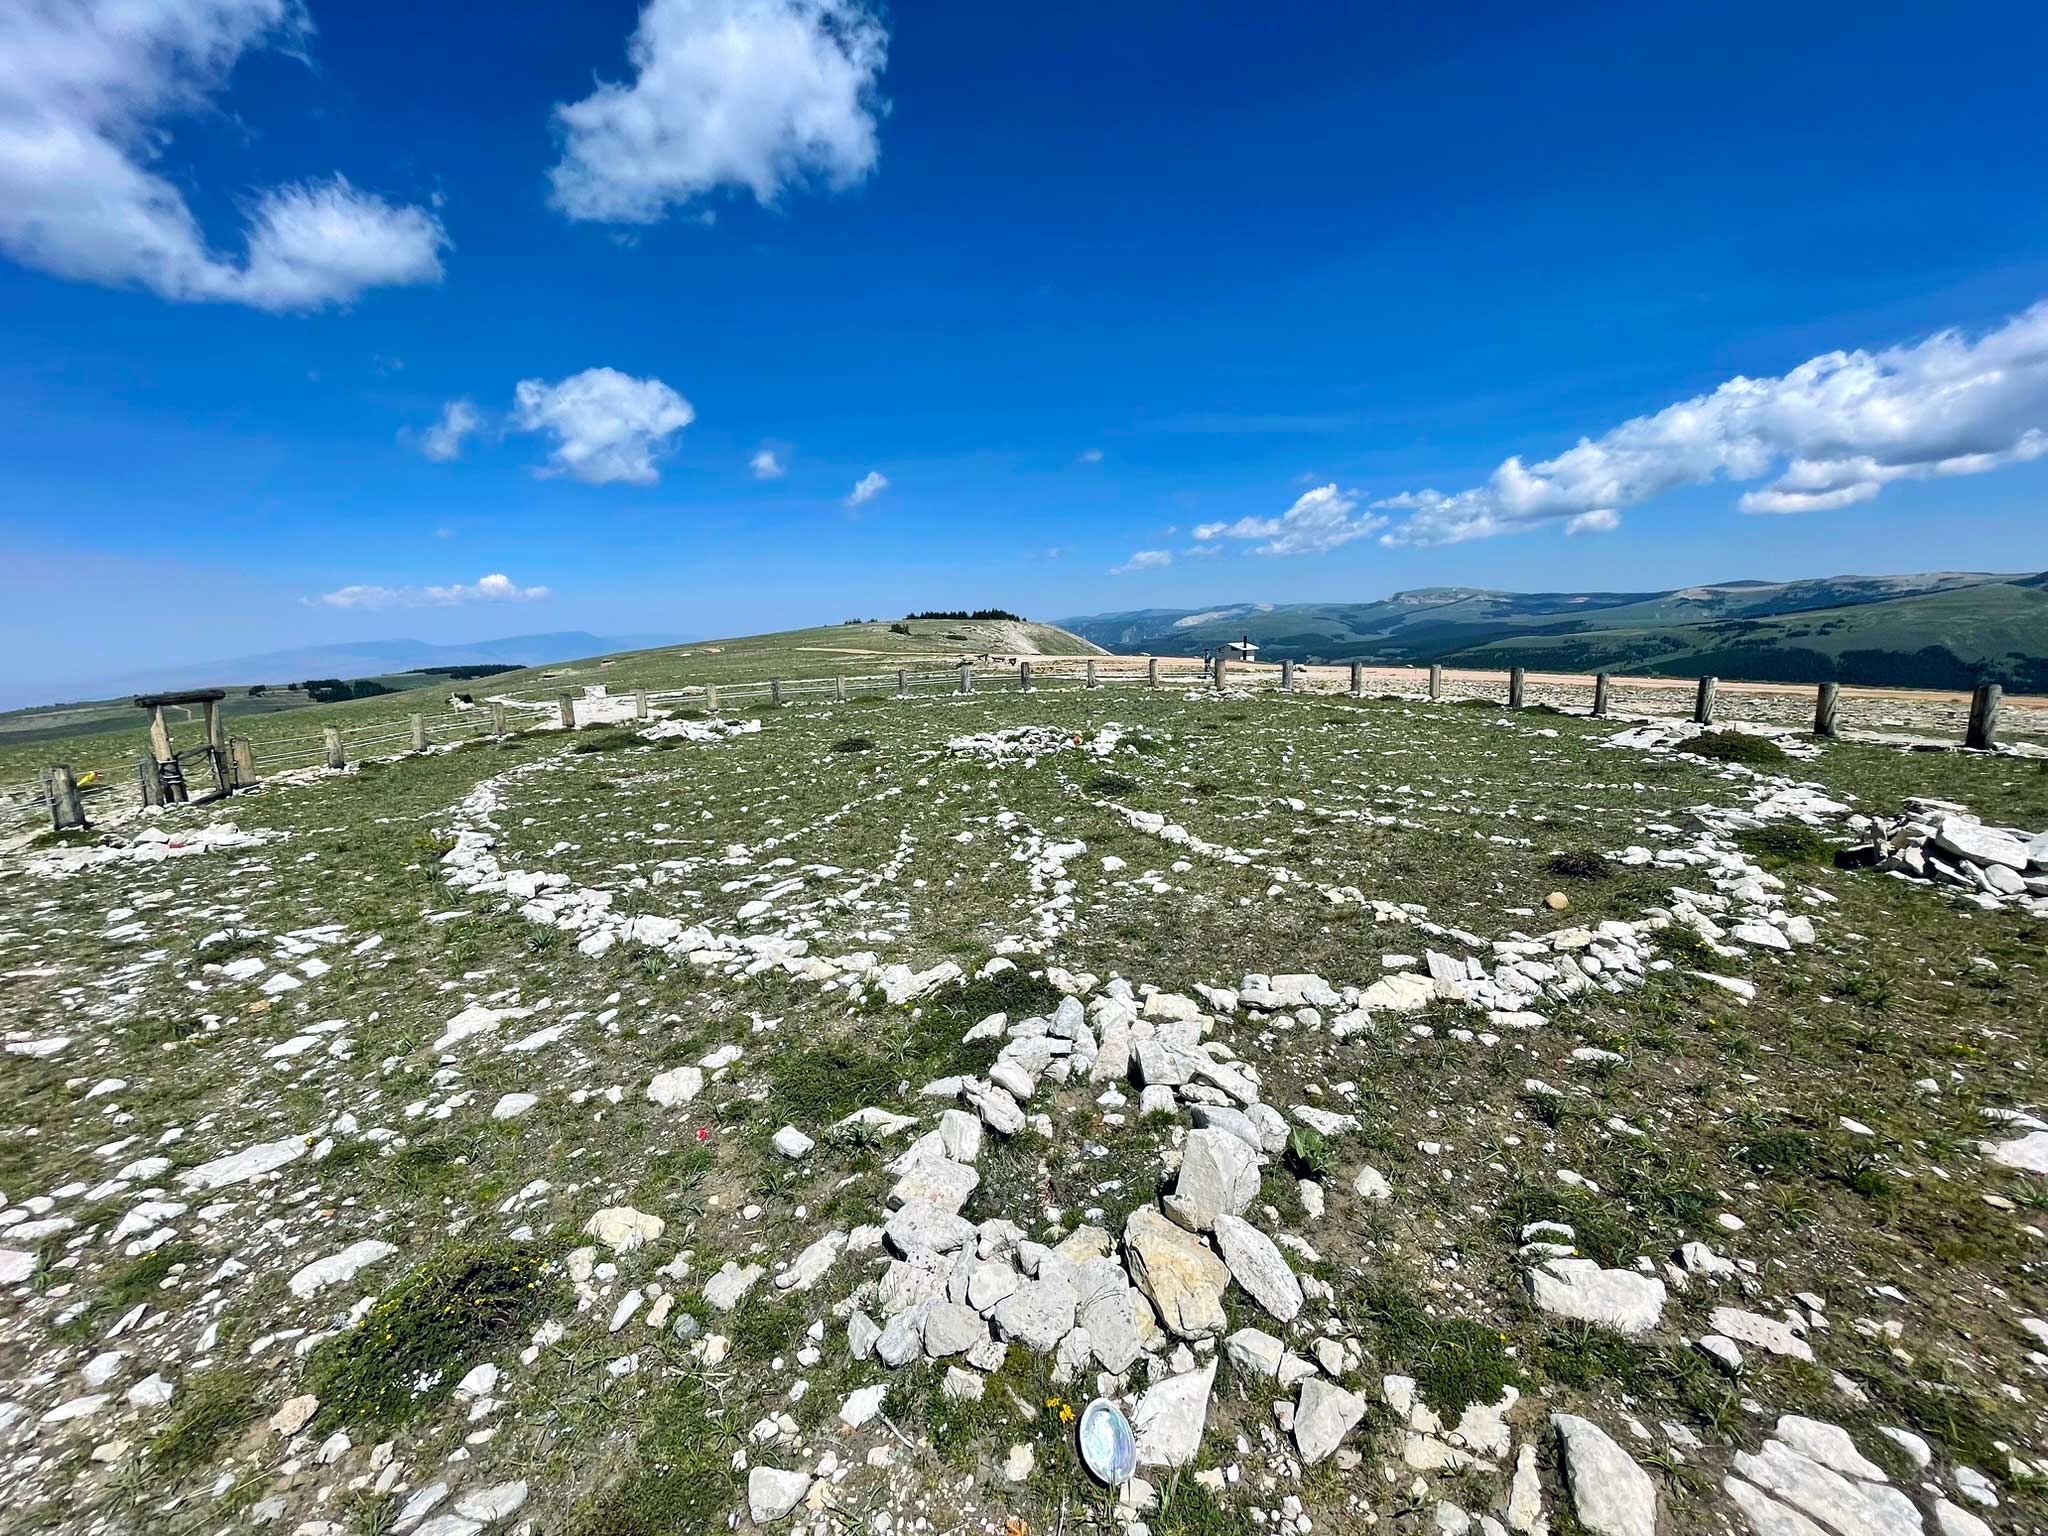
[[1222, 639, 1260, 659]]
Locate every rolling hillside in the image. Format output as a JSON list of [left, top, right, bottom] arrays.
[[1061, 571, 2047, 688], [0, 616, 1104, 784]]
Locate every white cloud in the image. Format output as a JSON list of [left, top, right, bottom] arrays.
[[549, 0, 889, 224], [1565, 508, 1619, 535], [750, 446, 787, 479], [1185, 542, 1221, 557], [510, 367, 694, 485], [416, 399, 482, 463], [1193, 484, 1384, 556], [844, 469, 888, 506], [1111, 549, 1172, 574], [0, 0, 447, 310], [1377, 300, 2048, 546], [313, 573, 551, 609], [1075, 448, 1103, 464]]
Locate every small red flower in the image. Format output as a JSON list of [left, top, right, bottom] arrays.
[[694, 1127, 711, 1142]]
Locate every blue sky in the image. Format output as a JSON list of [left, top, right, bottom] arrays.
[[4, 0, 2047, 698]]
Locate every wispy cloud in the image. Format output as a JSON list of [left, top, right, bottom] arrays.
[[413, 399, 482, 463], [1074, 448, 1104, 464], [1111, 549, 1172, 574], [312, 573, 551, 610], [749, 446, 787, 480], [1193, 484, 1384, 556], [549, 0, 889, 224], [1376, 299, 2048, 546], [0, 2, 446, 310], [510, 367, 694, 485], [845, 469, 888, 507]]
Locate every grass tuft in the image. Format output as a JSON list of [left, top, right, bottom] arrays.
[[304, 1241, 558, 1430], [1680, 730, 1788, 765]]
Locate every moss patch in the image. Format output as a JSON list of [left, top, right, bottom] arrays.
[[304, 1241, 559, 1430]]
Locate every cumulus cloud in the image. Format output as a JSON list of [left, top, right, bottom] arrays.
[[750, 446, 787, 479], [1377, 300, 2048, 546], [844, 469, 887, 506], [0, 0, 447, 310], [549, 0, 889, 224], [312, 573, 550, 609], [1193, 484, 1384, 556], [1111, 549, 1172, 574], [415, 399, 482, 463], [510, 367, 694, 485]]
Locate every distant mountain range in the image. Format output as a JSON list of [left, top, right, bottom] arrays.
[[12, 632, 682, 710], [1059, 571, 2048, 691]]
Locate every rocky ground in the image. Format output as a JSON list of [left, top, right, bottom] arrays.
[[1, 681, 2044, 1536]]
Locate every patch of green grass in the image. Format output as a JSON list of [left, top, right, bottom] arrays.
[[1680, 730, 1787, 766], [192, 931, 267, 965], [565, 1374, 736, 1535], [1736, 823, 1834, 865], [1654, 924, 1719, 969], [105, 1240, 200, 1308], [570, 729, 647, 754], [150, 1369, 261, 1477], [831, 736, 874, 753], [1086, 772, 1138, 796], [1343, 1277, 1518, 1418], [304, 1241, 559, 1430]]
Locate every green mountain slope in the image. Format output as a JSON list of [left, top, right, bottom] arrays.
[[1059, 571, 2045, 687], [1442, 575, 2048, 690]]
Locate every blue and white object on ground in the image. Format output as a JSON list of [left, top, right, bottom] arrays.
[[1077, 1397, 1135, 1486]]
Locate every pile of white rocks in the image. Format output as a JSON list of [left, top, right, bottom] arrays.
[[25, 820, 286, 878], [1840, 798, 2048, 912], [944, 723, 1129, 762]]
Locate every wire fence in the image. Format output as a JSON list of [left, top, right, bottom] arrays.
[[6, 661, 2038, 841]]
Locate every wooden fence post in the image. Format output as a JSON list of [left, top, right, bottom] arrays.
[[490, 702, 507, 739], [958, 664, 973, 694], [207, 746, 231, 798], [1966, 682, 2003, 750], [1812, 682, 1839, 737], [1147, 657, 1159, 689], [1592, 673, 1611, 718], [1214, 656, 1228, 690], [634, 689, 649, 720], [1349, 660, 1363, 698], [48, 766, 86, 831], [1508, 667, 1525, 709], [1086, 659, 1098, 688], [231, 738, 257, 787], [1692, 676, 1717, 725], [1429, 663, 1443, 701], [557, 692, 577, 729], [707, 683, 721, 713], [411, 714, 427, 753], [323, 728, 346, 769], [1019, 662, 1032, 691], [138, 755, 165, 807], [1281, 659, 1295, 692], [836, 675, 848, 703], [203, 699, 227, 756], [896, 669, 908, 697], [770, 679, 783, 708], [147, 705, 173, 765]]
